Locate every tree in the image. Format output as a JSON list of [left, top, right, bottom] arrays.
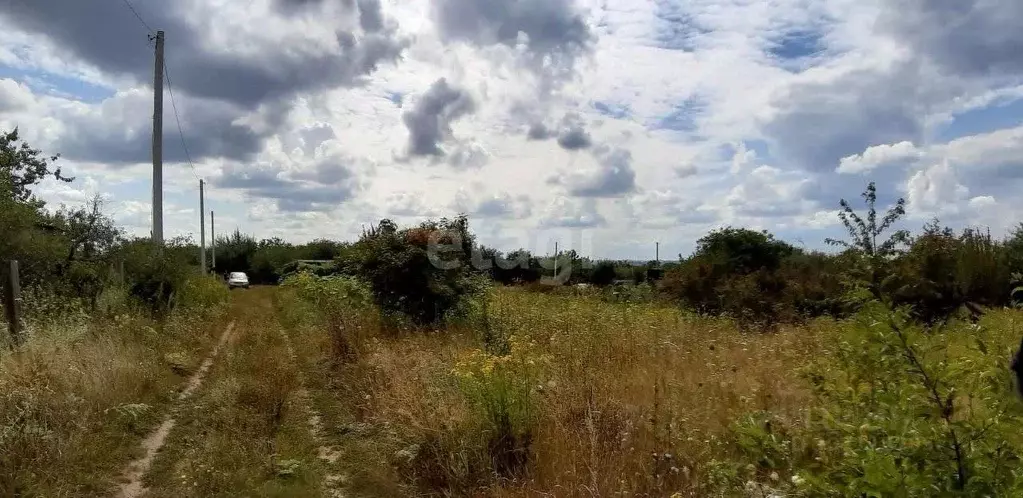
[[826, 181, 909, 300], [0, 128, 72, 202], [696, 227, 794, 275], [341, 216, 482, 325], [590, 261, 617, 287]]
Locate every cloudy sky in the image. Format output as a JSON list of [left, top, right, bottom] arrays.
[[1, 0, 1021, 260]]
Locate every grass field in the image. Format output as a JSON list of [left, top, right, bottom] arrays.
[[278, 284, 1023, 496], [4, 283, 1022, 497]]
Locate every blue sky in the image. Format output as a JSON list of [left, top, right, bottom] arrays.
[[1, 0, 1022, 260]]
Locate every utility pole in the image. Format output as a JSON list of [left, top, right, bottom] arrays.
[[656, 242, 660, 266], [211, 210, 216, 273], [151, 30, 165, 245], [199, 179, 206, 274]]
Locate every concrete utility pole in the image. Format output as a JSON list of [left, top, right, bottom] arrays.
[[199, 179, 206, 274], [151, 30, 165, 245], [211, 210, 216, 272]]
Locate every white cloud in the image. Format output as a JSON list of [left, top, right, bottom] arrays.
[[3, 0, 1023, 257], [837, 141, 922, 174], [906, 160, 969, 217]]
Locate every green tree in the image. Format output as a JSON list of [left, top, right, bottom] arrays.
[[0, 128, 72, 202], [340, 216, 482, 325], [825, 181, 910, 300]]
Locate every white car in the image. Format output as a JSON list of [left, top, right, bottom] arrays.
[[227, 272, 250, 289]]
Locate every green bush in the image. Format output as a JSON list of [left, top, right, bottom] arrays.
[[661, 227, 802, 328], [176, 275, 229, 311], [280, 271, 377, 364], [114, 238, 195, 316], [892, 222, 1012, 323], [718, 304, 1023, 496], [337, 217, 483, 326]]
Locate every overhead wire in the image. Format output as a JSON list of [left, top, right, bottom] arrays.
[[120, 0, 155, 34], [116, 0, 202, 184], [162, 64, 202, 183]]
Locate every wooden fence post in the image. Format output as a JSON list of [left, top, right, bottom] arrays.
[[4, 260, 23, 348]]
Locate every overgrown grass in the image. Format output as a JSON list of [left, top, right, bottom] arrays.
[[278, 278, 1023, 496], [279, 283, 827, 495], [144, 287, 324, 497], [0, 275, 229, 496]]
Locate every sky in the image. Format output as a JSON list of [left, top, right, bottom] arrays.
[[1, 0, 1022, 261]]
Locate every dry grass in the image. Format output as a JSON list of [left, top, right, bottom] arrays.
[[143, 288, 325, 497], [0, 291, 229, 496], [282, 286, 832, 497]]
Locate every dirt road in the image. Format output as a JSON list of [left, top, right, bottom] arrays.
[[114, 287, 348, 497]]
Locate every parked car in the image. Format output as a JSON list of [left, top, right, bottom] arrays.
[[227, 272, 250, 289]]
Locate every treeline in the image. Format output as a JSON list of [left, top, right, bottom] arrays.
[[221, 183, 1023, 331], [265, 182, 1023, 331]]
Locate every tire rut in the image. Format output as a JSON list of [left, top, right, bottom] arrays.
[[115, 321, 237, 498]]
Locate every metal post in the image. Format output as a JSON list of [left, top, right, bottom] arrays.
[[152, 30, 165, 245], [199, 179, 206, 274], [4, 260, 23, 348]]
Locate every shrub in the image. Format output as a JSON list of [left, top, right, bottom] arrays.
[[337, 217, 482, 326], [280, 272, 377, 364], [176, 275, 229, 312], [115, 238, 195, 316], [719, 304, 1023, 495], [893, 222, 1012, 323], [590, 261, 617, 287], [662, 227, 799, 328]]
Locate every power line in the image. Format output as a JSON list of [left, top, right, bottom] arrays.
[[162, 63, 201, 182], [120, 0, 154, 34]]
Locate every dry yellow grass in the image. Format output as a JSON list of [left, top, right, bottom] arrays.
[[283, 286, 834, 497], [0, 291, 230, 496]]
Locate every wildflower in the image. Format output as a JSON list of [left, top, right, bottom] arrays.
[[791, 474, 805, 486], [769, 471, 779, 481]]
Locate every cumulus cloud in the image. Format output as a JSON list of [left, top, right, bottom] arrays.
[[627, 189, 717, 229], [215, 155, 361, 212], [3, 0, 406, 107], [554, 112, 593, 150], [452, 190, 532, 219], [53, 89, 263, 164], [385, 191, 439, 217], [527, 122, 553, 140], [555, 146, 636, 198], [540, 197, 606, 228], [432, 0, 592, 76], [726, 165, 815, 218], [880, 0, 1023, 77], [1, 0, 406, 167], [403, 78, 476, 157], [675, 163, 698, 178], [906, 160, 969, 216], [763, 64, 935, 173], [837, 141, 923, 174], [557, 126, 592, 150], [448, 142, 490, 170]]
